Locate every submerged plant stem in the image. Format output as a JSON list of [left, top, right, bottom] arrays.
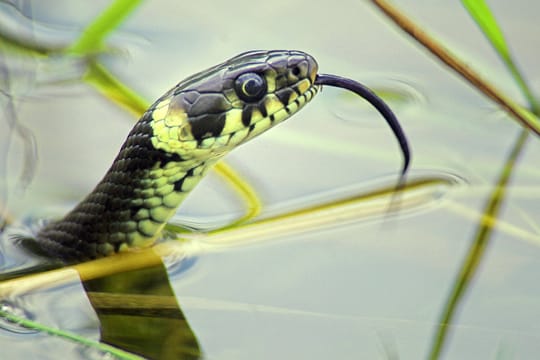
[[428, 130, 528, 360], [370, 0, 540, 135]]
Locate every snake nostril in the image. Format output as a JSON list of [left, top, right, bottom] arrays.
[[291, 66, 301, 76]]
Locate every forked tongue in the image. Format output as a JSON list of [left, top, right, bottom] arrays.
[[314, 74, 411, 213]]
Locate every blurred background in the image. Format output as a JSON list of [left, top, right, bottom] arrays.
[[1, 0, 539, 359]]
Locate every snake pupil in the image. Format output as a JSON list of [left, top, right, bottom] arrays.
[[234, 72, 266, 102]]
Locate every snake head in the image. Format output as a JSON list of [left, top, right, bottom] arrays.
[[148, 50, 319, 161]]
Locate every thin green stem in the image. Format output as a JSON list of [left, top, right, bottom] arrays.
[[428, 129, 528, 360], [67, 0, 144, 55], [0, 306, 144, 359]]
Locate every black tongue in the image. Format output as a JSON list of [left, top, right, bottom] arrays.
[[314, 74, 411, 175]]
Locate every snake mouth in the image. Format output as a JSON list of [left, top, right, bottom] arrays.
[[314, 74, 410, 175]]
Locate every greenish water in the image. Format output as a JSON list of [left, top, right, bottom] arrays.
[[1, 0, 539, 359]]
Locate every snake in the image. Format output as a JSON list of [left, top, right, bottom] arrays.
[[21, 50, 410, 263]]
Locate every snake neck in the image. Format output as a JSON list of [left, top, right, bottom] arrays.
[[34, 111, 214, 262]]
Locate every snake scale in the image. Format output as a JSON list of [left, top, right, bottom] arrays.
[[23, 50, 410, 263]]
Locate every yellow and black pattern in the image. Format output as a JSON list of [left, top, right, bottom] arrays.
[[32, 50, 319, 262]]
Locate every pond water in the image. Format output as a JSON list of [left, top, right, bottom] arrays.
[[0, 0, 539, 359]]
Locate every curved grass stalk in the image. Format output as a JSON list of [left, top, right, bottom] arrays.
[[212, 161, 263, 227]]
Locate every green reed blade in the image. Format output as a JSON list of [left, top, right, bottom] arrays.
[[462, 0, 539, 114]]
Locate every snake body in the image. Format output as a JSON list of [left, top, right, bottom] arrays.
[[32, 50, 319, 262]]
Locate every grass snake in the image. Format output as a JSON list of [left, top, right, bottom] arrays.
[[22, 50, 410, 263]]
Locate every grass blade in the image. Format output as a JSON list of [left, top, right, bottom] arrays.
[[461, 0, 539, 113], [461, 1, 510, 61]]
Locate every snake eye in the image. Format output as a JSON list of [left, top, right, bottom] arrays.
[[234, 72, 267, 102]]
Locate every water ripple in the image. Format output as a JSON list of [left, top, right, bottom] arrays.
[[322, 76, 426, 126]]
